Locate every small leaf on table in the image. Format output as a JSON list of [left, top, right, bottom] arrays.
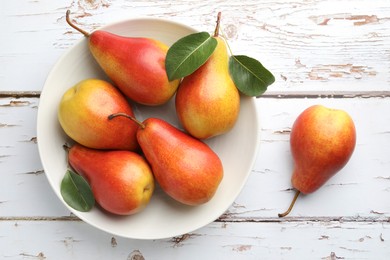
[[60, 170, 95, 212], [165, 32, 217, 81], [229, 55, 275, 97]]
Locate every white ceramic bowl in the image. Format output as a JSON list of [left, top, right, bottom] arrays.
[[37, 17, 260, 239]]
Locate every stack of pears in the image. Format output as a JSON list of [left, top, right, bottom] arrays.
[[57, 11, 243, 216]]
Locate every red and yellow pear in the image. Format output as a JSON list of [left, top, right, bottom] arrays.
[[109, 113, 224, 206], [68, 144, 154, 215], [66, 10, 179, 106], [175, 13, 240, 139], [279, 105, 356, 217], [58, 79, 138, 151]]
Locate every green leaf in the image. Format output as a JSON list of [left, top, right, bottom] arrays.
[[60, 170, 95, 212], [166, 32, 217, 81], [229, 55, 275, 97]]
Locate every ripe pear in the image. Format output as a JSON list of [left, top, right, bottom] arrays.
[[175, 14, 240, 139], [109, 113, 224, 206], [68, 144, 155, 215], [58, 79, 138, 151], [66, 10, 180, 106], [279, 105, 356, 217]]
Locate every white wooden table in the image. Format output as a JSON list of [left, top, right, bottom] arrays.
[[1, 0, 390, 259]]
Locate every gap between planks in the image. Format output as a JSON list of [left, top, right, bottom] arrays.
[[1, 216, 389, 223], [1, 91, 390, 99]]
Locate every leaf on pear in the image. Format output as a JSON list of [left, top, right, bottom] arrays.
[[229, 55, 275, 97], [165, 32, 217, 81], [60, 170, 95, 212]]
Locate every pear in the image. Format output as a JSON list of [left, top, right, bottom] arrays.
[[68, 144, 155, 215], [58, 78, 139, 151], [66, 10, 180, 106], [175, 13, 240, 139], [278, 105, 356, 217], [109, 113, 224, 206]]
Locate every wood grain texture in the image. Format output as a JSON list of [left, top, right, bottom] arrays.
[[1, 0, 390, 259], [1, 221, 389, 259], [1, 0, 389, 92], [1, 97, 389, 218]]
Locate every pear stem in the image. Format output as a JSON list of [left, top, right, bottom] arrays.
[[214, 12, 222, 37], [278, 189, 301, 218], [108, 113, 145, 129], [212, 13, 235, 57], [62, 143, 71, 152], [62, 143, 74, 171], [66, 10, 90, 37]]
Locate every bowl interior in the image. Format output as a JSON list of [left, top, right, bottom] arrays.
[[37, 18, 260, 239]]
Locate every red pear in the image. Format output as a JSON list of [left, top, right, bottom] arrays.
[[109, 113, 224, 206], [279, 105, 356, 217], [68, 144, 154, 215], [66, 10, 180, 106]]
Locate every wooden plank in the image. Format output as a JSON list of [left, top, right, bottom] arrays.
[[0, 0, 389, 91], [226, 96, 390, 221], [0, 220, 389, 259], [1, 96, 390, 220], [1, 0, 390, 259], [0, 97, 70, 216]]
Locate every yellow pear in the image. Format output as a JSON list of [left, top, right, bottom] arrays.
[[58, 79, 139, 151], [175, 22, 240, 139]]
